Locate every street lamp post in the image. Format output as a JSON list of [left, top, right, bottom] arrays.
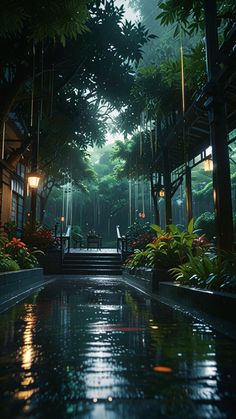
[[27, 172, 41, 229]]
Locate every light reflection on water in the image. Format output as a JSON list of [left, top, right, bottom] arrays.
[[15, 304, 39, 401], [0, 278, 235, 418]]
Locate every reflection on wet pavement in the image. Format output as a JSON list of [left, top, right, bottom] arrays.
[[0, 277, 236, 418]]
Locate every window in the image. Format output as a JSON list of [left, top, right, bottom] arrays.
[[11, 163, 25, 229]]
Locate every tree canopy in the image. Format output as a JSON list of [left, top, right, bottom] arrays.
[[157, 0, 236, 38], [1, 1, 153, 179], [0, 0, 91, 44]]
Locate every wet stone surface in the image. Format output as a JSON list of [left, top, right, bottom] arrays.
[[0, 277, 236, 418]]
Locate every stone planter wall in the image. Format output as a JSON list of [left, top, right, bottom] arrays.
[[158, 282, 236, 323], [123, 267, 171, 292], [37, 249, 62, 274], [0, 268, 46, 312], [123, 267, 236, 327]]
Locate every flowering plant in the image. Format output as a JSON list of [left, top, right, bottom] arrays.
[[126, 221, 155, 251], [5, 237, 41, 269], [23, 225, 56, 251], [129, 232, 155, 251], [125, 220, 209, 270]]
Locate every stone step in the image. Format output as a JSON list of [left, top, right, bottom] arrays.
[[62, 252, 122, 275], [63, 264, 122, 270], [62, 270, 122, 276], [64, 254, 120, 260], [62, 260, 122, 265]]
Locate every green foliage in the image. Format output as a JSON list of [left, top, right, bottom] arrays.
[[3, 220, 19, 240], [170, 251, 236, 293], [0, 0, 90, 44], [125, 220, 209, 270], [125, 249, 150, 268], [73, 225, 82, 235], [23, 225, 56, 251], [5, 237, 40, 269], [194, 212, 216, 240], [126, 221, 154, 249], [0, 252, 20, 272], [157, 0, 236, 38]]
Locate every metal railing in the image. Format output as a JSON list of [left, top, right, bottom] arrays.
[[57, 224, 71, 262], [116, 225, 128, 260]]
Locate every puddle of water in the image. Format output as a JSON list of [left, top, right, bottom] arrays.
[[0, 278, 235, 418]]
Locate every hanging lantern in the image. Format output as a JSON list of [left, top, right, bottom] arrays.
[[60, 215, 65, 222], [204, 158, 213, 172], [27, 172, 41, 188], [138, 211, 146, 219], [159, 189, 165, 197]]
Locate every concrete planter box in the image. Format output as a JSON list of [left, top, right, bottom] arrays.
[[37, 249, 62, 274], [158, 282, 236, 323], [123, 266, 171, 292], [0, 268, 45, 311]]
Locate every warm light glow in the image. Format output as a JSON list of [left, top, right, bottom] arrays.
[[27, 173, 41, 188], [204, 158, 213, 172], [159, 189, 165, 197], [60, 215, 65, 222], [15, 305, 39, 401], [153, 366, 173, 373]]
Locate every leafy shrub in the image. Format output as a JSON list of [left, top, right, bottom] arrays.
[[3, 221, 19, 240], [125, 249, 150, 268], [5, 237, 42, 269], [194, 212, 216, 240], [0, 252, 20, 272], [73, 225, 82, 235], [170, 251, 236, 293], [126, 221, 155, 251], [23, 224, 56, 251], [125, 220, 209, 270]]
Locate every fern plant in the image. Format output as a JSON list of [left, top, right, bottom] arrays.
[[170, 251, 236, 293]]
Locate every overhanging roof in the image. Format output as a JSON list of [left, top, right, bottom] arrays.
[[155, 23, 236, 174]]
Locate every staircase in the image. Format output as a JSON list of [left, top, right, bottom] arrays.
[[62, 252, 122, 275]]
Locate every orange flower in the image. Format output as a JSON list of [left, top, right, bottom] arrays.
[[158, 235, 173, 241]]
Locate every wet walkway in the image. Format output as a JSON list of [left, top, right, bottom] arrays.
[[0, 277, 236, 418]]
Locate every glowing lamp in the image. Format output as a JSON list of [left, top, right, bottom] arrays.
[[60, 216, 65, 222], [159, 189, 165, 197], [27, 173, 41, 188], [204, 158, 213, 172]]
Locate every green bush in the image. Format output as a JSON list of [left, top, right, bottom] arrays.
[[0, 256, 20, 272], [170, 251, 236, 293], [5, 238, 41, 269], [125, 220, 209, 270], [194, 212, 216, 240], [3, 220, 18, 240], [126, 220, 155, 251]]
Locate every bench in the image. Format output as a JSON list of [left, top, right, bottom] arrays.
[[87, 236, 102, 250]]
